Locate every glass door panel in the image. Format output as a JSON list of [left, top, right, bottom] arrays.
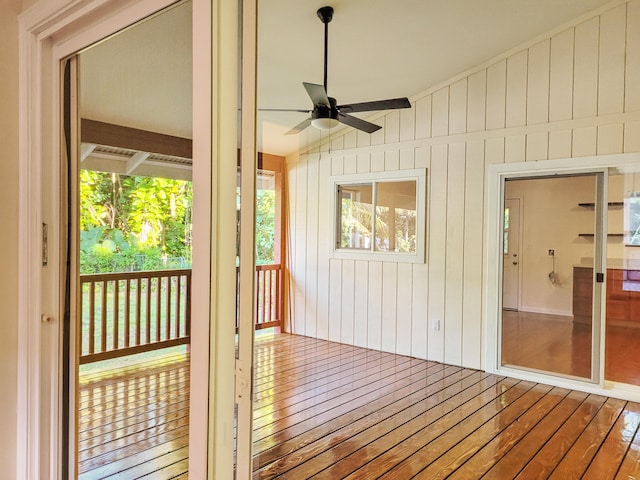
[[501, 174, 602, 381], [605, 169, 640, 386]]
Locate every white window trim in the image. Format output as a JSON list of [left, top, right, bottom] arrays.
[[331, 168, 427, 263]]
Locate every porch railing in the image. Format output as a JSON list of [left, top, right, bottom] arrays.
[[255, 264, 283, 330], [236, 264, 283, 331], [81, 263, 282, 363], [80, 269, 191, 364]]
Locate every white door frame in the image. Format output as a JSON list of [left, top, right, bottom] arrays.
[[485, 153, 640, 402], [17, 0, 240, 478]]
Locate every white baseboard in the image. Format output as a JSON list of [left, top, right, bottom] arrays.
[[519, 306, 573, 318]]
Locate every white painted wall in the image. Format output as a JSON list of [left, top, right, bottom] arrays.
[[0, 1, 20, 478], [286, 0, 640, 369]]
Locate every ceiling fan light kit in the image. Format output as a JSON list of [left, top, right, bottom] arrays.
[[311, 117, 340, 130], [266, 6, 412, 135]]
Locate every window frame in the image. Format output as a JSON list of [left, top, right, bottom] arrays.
[[331, 168, 427, 263]]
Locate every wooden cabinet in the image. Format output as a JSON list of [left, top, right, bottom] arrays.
[[573, 266, 640, 327], [572, 266, 593, 325]]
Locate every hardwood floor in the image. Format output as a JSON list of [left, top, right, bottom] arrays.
[[501, 310, 592, 379], [78, 334, 640, 479], [502, 309, 640, 385], [78, 352, 190, 479], [253, 334, 640, 479]]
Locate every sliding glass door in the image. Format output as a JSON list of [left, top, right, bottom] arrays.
[[500, 173, 605, 383]]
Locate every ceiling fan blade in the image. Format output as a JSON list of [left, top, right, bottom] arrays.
[[284, 117, 313, 135], [337, 113, 381, 134], [338, 97, 411, 114], [258, 108, 312, 113], [303, 82, 330, 107]]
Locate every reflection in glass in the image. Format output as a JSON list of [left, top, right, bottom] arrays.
[[375, 181, 417, 253], [338, 184, 373, 249], [256, 170, 276, 265], [606, 171, 640, 386]]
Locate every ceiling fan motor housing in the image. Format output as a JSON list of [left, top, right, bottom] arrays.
[[312, 97, 338, 120]]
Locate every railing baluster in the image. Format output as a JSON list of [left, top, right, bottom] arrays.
[[89, 282, 95, 355], [155, 275, 161, 342], [275, 267, 281, 320], [101, 280, 107, 353], [175, 275, 182, 338], [125, 278, 131, 348], [266, 269, 272, 323], [165, 275, 171, 341], [186, 271, 192, 337], [114, 279, 119, 351], [255, 268, 261, 325], [136, 278, 142, 346], [146, 277, 152, 344]]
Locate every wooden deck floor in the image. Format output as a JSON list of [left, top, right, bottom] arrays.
[[79, 334, 640, 479], [78, 352, 190, 479], [253, 334, 640, 479]]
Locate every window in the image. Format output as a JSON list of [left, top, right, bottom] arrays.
[[333, 169, 427, 263]]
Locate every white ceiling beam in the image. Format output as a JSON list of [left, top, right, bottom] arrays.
[[126, 151, 151, 175], [80, 143, 97, 162]]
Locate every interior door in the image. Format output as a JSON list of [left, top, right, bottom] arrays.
[[503, 198, 520, 310]]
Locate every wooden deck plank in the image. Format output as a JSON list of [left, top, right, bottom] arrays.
[[447, 387, 571, 479], [255, 366, 483, 476], [342, 376, 521, 480], [254, 356, 416, 427], [582, 401, 640, 479], [253, 352, 406, 418], [514, 393, 608, 479], [615, 406, 640, 479], [481, 389, 589, 479], [78, 354, 190, 478], [253, 363, 459, 471], [547, 397, 627, 479], [253, 349, 388, 403], [79, 435, 189, 479], [409, 383, 554, 480], [298, 374, 512, 479], [253, 359, 429, 437]]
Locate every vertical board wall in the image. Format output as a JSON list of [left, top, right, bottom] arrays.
[[286, 0, 640, 369]]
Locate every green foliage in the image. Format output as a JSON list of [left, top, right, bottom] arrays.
[[256, 189, 275, 264], [80, 170, 192, 273]]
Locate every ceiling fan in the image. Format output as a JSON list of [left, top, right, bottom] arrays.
[[263, 6, 412, 135]]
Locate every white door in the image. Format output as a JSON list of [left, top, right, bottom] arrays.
[[503, 198, 520, 310]]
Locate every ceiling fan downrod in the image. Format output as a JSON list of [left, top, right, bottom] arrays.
[[317, 6, 334, 93]]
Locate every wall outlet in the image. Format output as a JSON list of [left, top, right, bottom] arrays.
[[433, 319, 440, 331], [548, 249, 555, 256]]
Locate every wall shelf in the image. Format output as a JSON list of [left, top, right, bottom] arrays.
[[578, 202, 624, 207], [578, 233, 624, 237]]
